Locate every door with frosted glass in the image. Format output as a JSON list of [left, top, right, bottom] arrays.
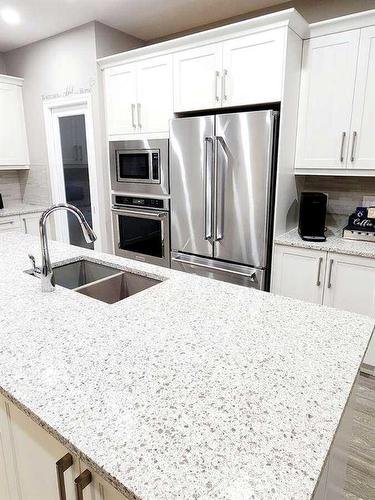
[[58, 114, 93, 249]]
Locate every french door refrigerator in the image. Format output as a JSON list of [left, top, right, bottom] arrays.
[[170, 110, 278, 290]]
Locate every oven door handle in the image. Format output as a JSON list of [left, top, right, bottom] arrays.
[[112, 208, 167, 218]]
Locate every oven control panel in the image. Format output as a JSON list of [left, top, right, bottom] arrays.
[[113, 195, 169, 210]]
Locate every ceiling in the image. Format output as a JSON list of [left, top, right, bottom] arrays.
[[0, 0, 291, 52]]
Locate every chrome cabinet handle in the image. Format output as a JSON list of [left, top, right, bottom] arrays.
[[56, 453, 73, 500], [131, 104, 136, 129], [327, 259, 334, 289], [0, 220, 14, 225], [137, 103, 142, 128], [350, 131, 357, 162], [204, 137, 214, 240], [214, 71, 220, 102], [222, 69, 228, 101], [75, 469, 92, 500], [316, 257, 323, 286], [340, 132, 346, 163]]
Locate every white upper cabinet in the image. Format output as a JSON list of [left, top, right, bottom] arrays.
[[295, 31, 360, 170], [349, 26, 375, 170], [222, 29, 285, 107], [105, 55, 172, 136], [173, 43, 222, 112], [105, 63, 137, 135], [0, 76, 29, 168], [137, 55, 173, 133]]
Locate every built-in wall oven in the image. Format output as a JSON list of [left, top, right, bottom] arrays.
[[112, 194, 170, 268], [109, 139, 169, 196]]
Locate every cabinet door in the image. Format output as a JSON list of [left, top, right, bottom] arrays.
[[79, 462, 129, 500], [21, 213, 40, 236], [349, 26, 375, 170], [272, 245, 327, 304], [6, 399, 78, 500], [324, 253, 375, 318], [222, 28, 285, 107], [173, 43, 222, 112], [105, 64, 137, 136], [295, 31, 360, 170], [0, 216, 22, 233], [137, 55, 173, 133], [0, 82, 29, 166]]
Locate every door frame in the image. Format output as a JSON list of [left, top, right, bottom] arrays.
[[43, 94, 102, 250]]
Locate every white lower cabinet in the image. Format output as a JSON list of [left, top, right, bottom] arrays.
[[0, 394, 129, 500], [272, 245, 327, 304], [0, 212, 49, 237], [0, 215, 22, 233]]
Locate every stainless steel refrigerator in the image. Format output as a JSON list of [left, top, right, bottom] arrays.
[[170, 110, 278, 290]]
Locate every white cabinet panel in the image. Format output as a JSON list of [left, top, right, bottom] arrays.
[[137, 55, 173, 133], [0, 215, 21, 233], [80, 462, 129, 500], [324, 253, 375, 318], [173, 43, 222, 112], [222, 28, 285, 106], [105, 64, 137, 136], [272, 245, 326, 304], [295, 31, 360, 169], [0, 81, 29, 167], [7, 400, 78, 500], [0, 398, 13, 500], [349, 26, 375, 170]]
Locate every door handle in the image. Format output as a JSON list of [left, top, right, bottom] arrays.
[[214, 70, 220, 102], [172, 256, 257, 280], [350, 131, 357, 162], [204, 137, 214, 240], [222, 69, 228, 101], [137, 103, 142, 128], [327, 259, 334, 288], [56, 453, 73, 500], [214, 136, 226, 241], [131, 104, 136, 129], [75, 469, 92, 500], [316, 257, 323, 286], [340, 132, 346, 163]]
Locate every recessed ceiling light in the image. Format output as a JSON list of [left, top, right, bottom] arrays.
[[1, 7, 21, 25]]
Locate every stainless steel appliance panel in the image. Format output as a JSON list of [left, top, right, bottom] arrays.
[[112, 207, 170, 267], [109, 139, 169, 196], [171, 252, 264, 289], [170, 116, 215, 258], [213, 111, 275, 268]]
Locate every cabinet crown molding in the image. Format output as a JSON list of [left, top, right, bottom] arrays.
[[97, 8, 308, 68], [0, 74, 24, 86], [309, 8, 375, 39]]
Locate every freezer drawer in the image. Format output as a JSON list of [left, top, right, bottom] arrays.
[[171, 252, 265, 289]]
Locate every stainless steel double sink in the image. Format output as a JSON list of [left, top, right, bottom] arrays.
[[25, 258, 162, 304]]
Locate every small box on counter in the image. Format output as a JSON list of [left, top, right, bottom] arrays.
[[343, 210, 375, 242]]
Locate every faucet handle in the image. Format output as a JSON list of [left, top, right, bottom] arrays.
[[28, 254, 41, 276]]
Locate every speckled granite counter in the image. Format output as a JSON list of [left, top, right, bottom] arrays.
[[0, 232, 374, 500], [275, 228, 375, 259], [0, 203, 47, 217]]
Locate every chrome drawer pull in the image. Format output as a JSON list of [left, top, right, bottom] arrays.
[[350, 131, 357, 162], [327, 259, 334, 289], [316, 257, 323, 286], [340, 132, 346, 163], [56, 453, 73, 500]]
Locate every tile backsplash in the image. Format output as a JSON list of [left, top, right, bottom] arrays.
[[0, 171, 23, 205], [297, 176, 375, 216]]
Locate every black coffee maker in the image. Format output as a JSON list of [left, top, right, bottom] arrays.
[[298, 192, 327, 242]]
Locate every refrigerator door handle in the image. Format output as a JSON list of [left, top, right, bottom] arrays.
[[204, 137, 214, 240], [214, 136, 226, 241], [171, 255, 257, 280]]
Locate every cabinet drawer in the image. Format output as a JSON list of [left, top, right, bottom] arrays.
[[0, 215, 21, 232]]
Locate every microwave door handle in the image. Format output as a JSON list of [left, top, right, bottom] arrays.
[[204, 137, 213, 240], [214, 136, 226, 241]]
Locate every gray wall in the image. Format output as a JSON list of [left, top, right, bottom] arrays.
[[94, 21, 143, 58], [0, 54, 6, 74]]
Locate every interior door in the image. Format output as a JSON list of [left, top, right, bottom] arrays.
[[214, 111, 274, 268], [222, 28, 285, 106], [105, 63, 137, 135], [295, 30, 360, 169], [349, 26, 375, 170], [170, 116, 214, 257], [137, 55, 173, 133], [173, 44, 222, 112]]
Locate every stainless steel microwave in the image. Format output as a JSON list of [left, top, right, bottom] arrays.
[[109, 139, 169, 196]]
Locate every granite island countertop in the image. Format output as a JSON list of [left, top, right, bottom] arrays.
[[275, 227, 375, 259], [0, 232, 374, 500]]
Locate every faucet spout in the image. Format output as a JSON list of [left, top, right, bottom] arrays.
[[39, 203, 97, 292]]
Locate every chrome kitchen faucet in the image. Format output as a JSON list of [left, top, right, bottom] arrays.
[[29, 203, 97, 292]]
